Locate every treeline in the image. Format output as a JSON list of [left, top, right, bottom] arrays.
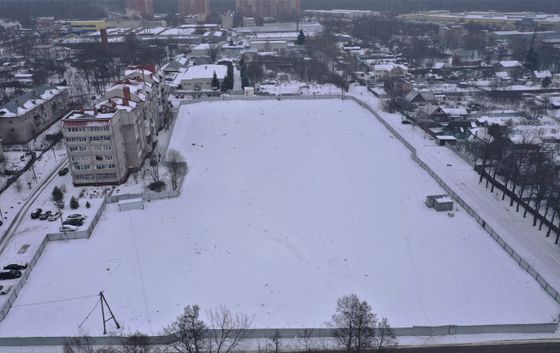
[[303, 0, 560, 14], [0, 0, 108, 26], [462, 125, 560, 244]]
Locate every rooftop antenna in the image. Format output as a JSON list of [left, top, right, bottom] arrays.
[[99, 291, 120, 335]]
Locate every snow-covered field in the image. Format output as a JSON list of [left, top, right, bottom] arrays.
[[0, 99, 557, 337]]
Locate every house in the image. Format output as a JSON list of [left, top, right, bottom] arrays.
[[172, 64, 228, 92], [495, 60, 523, 76], [405, 90, 435, 104], [0, 84, 70, 144], [371, 63, 407, 80], [384, 77, 413, 97], [452, 50, 482, 66]]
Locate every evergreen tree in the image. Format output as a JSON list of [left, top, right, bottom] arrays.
[[70, 196, 79, 209], [239, 57, 250, 88], [525, 45, 539, 71], [51, 186, 63, 203], [296, 30, 306, 45], [542, 76, 552, 88], [211, 71, 220, 90]]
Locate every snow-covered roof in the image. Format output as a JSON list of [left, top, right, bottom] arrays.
[[176, 65, 227, 82], [534, 70, 552, 79], [498, 60, 522, 68], [373, 63, 407, 72], [192, 43, 211, 51], [442, 107, 468, 116], [0, 84, 66, 118]]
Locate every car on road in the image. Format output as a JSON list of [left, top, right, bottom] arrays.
[[0, 286, 12, 295], [48, 212, 61, 221], [30, 208, 42, 219], [0, 270, 21, 280], [39, 211, 52, 220], [63, 218, 83, 226], [59, 225, 79, 232], [66, 214, 86, 221], [3, 263, 27, 271], [58, 167, 69, 176]]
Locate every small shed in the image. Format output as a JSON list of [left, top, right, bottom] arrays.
[[118, 197, 144, 212], [435, 135, 457, 146], [433, 196, 454, 211], [425, 194, 454, 211]]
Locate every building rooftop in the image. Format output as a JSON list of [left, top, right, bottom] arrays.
[[0, 84, 66, 118]]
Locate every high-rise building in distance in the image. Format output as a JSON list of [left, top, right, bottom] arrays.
[[235, 0, 301, 19], [178, 0, 211, 22], [126, 0, 154, 19]]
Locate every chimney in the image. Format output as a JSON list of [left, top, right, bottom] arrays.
[[100, 28, 108, 49], [123, 86, 131, 106]]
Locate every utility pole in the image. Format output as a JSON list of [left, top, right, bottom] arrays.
[[99, 291, 120, 335]]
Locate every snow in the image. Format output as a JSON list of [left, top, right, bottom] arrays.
[[0, 99, 557, 337], [176, 65, 227, 81], [498, 60, 522, 68], [256, 81, 340, 96]]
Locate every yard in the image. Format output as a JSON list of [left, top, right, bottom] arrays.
[[0, 99, 557, 337]]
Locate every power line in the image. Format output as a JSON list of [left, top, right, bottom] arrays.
[[12, 294, 98, 307], [78, 298, 100, 329]]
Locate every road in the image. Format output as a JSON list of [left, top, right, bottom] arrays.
[[0, 158, 68, 255], [382, 341, 560, 353]]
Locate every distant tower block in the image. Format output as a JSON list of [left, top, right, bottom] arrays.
[[178, 0, 211, 23]]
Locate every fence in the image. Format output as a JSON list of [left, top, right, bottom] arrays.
[[1, 95, 559, 342], [341, 95, 560, 306], [0, 322, 557, 347]]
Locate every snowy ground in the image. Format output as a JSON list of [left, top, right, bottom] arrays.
[[0, 99, 557, 337]]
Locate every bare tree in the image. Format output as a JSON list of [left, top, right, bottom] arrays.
[[269, 330, 281, 353], [165, 149, 188, 191], [146, 151, 164, 191], [63, 336, 119, 353], [206, 305, 252, 353], [165, 305, 207, 353], [328, 294, 376, 353], [120, 332, 156, 353], [207, 43, 219, 64], [375, 318, 397, 352]]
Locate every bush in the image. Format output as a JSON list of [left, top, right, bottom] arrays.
[[52, 186, 63, 203], [85, 201, 91, 208], [70, 196, 79, 209], [148, 181, 166, 192]]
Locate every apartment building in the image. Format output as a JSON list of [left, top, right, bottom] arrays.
[[62, 65, 167, 185], [63, 92, 150, 185], [0, 84, 70, 144]]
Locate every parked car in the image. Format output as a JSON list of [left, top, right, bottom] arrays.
[[3, 263, 27, 271], [63, 218, 83, 226], [0, 270, 21, 280], [58, 167, 69, 176], [30, 208, 42, 219], [0, 286, 12, 295], [0, 220, 2, 226], [59, 225, 79, 232], [48, 212, 61, 221], [39, 210, 52, 220], [66, 214, 86, 221]]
